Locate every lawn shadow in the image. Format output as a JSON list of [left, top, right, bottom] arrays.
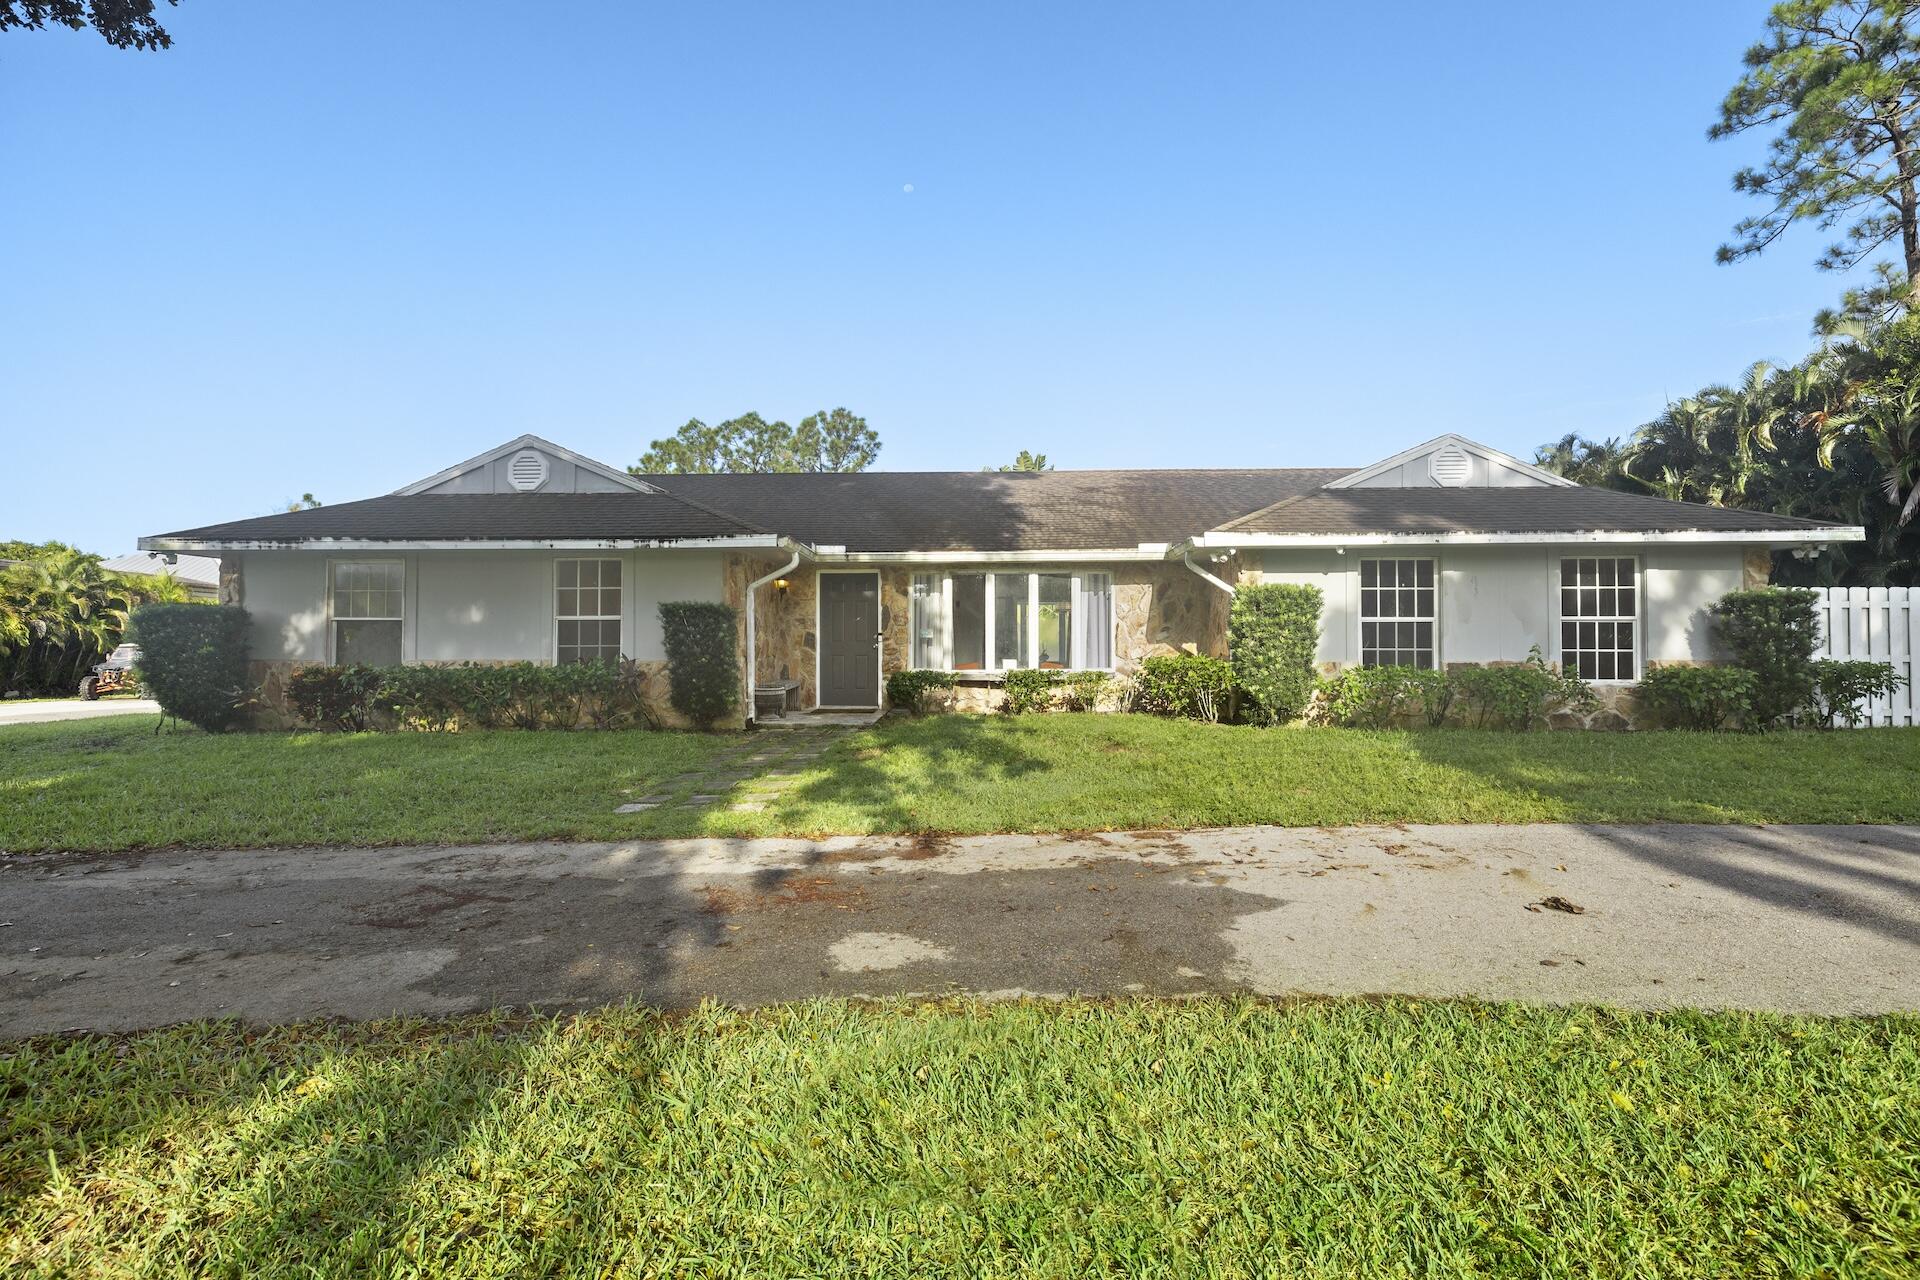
[[1585, 824, 1920, 950], [762, 712, 1052, 834], [1398, 728, 1920, 947]]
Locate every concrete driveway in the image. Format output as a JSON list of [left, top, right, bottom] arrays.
[[0, 698, 159, 726], [3, 823, 1917, 1036]]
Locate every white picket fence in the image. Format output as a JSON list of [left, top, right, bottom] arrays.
[[1813, 586, 1918, 726]]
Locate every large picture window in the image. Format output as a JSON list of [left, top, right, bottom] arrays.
[[908, 569, 1113, 672], [556, 558, 622, 665], [1360, 558, 1435, 668], [331, 560, 403, 666], [1560, 557, 1637, 681]]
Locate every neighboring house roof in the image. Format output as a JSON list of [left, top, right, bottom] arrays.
[[146, 492, 768, 547], [1212, 486, 1843, 537], [651, 469, 1354, 552], [100, 551, 222, 588]]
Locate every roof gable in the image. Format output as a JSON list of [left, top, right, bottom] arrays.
[[394, 435, 658, 496], [1325, 434, 1575, 491]]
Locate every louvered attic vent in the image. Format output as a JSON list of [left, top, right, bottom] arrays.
[[1429, 445, 1471, 487], [508, 450, 549, 491]]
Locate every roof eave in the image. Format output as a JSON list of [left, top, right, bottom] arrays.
[[1187, 527, 1866, 549], [138, 533, 792, 553]]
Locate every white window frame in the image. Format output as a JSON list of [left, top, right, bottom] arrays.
[[1357, 556, 1438, 669], [907, 568, 1114, 675], [1557, 555, 1641, 684], [554, 556, 625, 666], [326, 558, 405, 666]]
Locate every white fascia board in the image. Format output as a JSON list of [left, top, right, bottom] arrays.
[[391, 434, 657, 495], [1189, 527, 1866, 549], [137, 534, 791, 553], [1323, 433, 1578, 490], [808, 547, 1168, 564]]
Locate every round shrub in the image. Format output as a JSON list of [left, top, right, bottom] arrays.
[[128, 602, 251, 733]]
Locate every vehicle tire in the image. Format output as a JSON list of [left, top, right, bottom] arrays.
[[79, 676, 99, 700]]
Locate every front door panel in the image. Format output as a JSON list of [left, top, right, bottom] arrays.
[[819, 573, 880, 706]]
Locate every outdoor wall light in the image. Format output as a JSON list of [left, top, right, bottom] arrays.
[[773, 578, 790, 593]]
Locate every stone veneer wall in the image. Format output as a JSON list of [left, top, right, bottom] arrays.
[[746, 560, 1230, 713], [747, 565, 911, 709]]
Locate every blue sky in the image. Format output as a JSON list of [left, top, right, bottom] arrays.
[[0, 2, 1859, 552]]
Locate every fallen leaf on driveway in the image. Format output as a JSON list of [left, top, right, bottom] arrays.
[[1525, 896, 1587, 915]]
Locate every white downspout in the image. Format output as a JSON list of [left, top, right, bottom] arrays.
[[745, 546, 802, 724], [1182, 551, 1236, 596]]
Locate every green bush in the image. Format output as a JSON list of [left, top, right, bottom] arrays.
[[660, 602, 739, 729], [1000, 668, 1058, 715], [287, 664, 385, 732], [389, 662, 654, 732], [127, 602, 251, 733], [1635, 665, 1757, 731], [1809, 658, 1907, 729], [1450, 649, 1596, 731], [886, 668, 957, 714], [1228, 583, 1322, 726], [1711, 588, 1821, 729], [287, 661, 658, 733], [1134, 654, 1234, 722], [1060, 670, 1110, 712], [1407, 667, 1459, 727], [1315, 666, 1425, 729]]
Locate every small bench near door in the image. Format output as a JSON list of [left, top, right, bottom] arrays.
[[754, 680, 801, 720]]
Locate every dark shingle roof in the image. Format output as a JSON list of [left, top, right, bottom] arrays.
[[148, 467, 1854, 551], [651, 469, 1352, 552], [1216, 487, 1846, 536], [150, 492, 766, 544]]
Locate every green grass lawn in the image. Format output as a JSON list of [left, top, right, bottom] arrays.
[[3, 713, 1918, 853], [1, 999, 1913, 1278]]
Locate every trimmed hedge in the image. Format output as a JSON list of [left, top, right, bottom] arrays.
[[660, 601, 739, 729], [1135, 654, 1233, 722], [285, 661, 658, 733], [128, 602, 251, 733], [287, 664, 385, 732], [1000, 669, 1057, 715], [885, 669, 956, 714], [1710, 588, 1821, 729], [1228, 583, 1322, 725], [1316, 649, 1594, 731], [1635, 665, 1757, 731]]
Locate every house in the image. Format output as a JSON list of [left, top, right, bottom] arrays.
[[100, 551, 223, 602], [139, 433, 1862, 727]]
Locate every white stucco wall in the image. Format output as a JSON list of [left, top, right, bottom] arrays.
[[1259, 542, 1748, 674], [1641, 545, 1745, 663], [233, 548, 728, 665]]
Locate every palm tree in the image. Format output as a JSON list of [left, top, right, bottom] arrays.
[[0, 544, 176, 695]]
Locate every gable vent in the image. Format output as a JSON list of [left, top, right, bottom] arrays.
[[1429, 445, 1472, 487], [507, 449, 549, 491]]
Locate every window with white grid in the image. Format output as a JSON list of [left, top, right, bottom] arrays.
[[1359, 558, 1436, 668], [556, 558, 622, 665], [331, 560, 403, 666], [1559, 557, 1637, 681]]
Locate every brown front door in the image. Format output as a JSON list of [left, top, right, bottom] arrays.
[[819, 572, 880, 706]]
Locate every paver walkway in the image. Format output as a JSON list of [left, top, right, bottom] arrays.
[[5, 823, 1916, 1035], [613, 725, 850, 814]]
